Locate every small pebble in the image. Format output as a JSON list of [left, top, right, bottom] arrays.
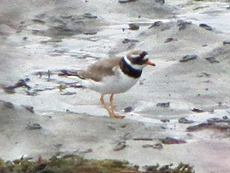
[[133, 138, 153, 141], [164, 38, 177, 43], [83, 31, 97, 35], [178, 117, 194, 124], [223, 116, 228, 120], [148, 21, 162, 29], [177, 20, 192, 26], [205, 57, 219, 63], [108, 124, 116, 131], [60, 92, 77, 95], [180, 54, 197, 62], [83, 13, 97, 19], [60, 15, 72, 19], [207, 117, 230, 123], [25, 78, 30, 82], [142, 143, 163, 150], [4, 102, 14, 108], [160, 137, 186, 144], [124, 106, 133, 112], [199, 23, 213, 31], [3, 86, 16, 94], [113, 141, 126, 151], [118, 0, 136, 3], [197, 72, 211, 77], [139, 78, 146, 85], [156, 102, 170, 107], [187, 122, 219, 131], [22, 105, 34, 113], [26, 123, 42, 130], [191, 108, 204, 113], [153, 143, 163, 150], [177, 20, 192, 30], [223, 41, 230, 45], [178, 25, 186, 30], [122, 38, 139, 44], [32, 19, 46, 24], [26, 90, 37, 96], [120, 124, 127, 128], [129, 23, 140, 30], [161, 119, 170, 123]]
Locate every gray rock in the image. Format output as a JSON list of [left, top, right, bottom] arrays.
[[160, 137, 186, 144], [156, 102, 170, 107], [199, 23, 213, 31], [124, 106, 133, 112], [205, 57, 219, 63], [149, 21, 162, 29], [223, 41, 230, 45], [113, 140, 126, 151], [4, 102, 14, 108], [129, 23, 140, 30], [118, 0, 136, 3], [180, 54, 197, 62], [178, 117, 194, 124]]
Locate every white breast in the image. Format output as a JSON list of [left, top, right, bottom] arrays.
[[81, 67, 139, 95]]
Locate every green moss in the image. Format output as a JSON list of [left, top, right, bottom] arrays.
[[0, 155, 194, 173]]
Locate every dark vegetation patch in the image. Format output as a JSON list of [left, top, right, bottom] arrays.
[[0, 155, 194, 173]]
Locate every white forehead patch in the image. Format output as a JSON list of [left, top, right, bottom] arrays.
[[143, 54, 149, 60]]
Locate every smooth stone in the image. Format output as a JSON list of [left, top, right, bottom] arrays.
[[205, 57, 219, 63], [178, 117, 194, 124], [160, 137, 186, 144], [118, 0, 136, 3], [4, 102, 14, 108], [148, 21, 162, 29], [124, 106, 133, 112], [122, 38, 139, 44], [180, 54, 197, 62], [156, 102, 170, 107], [129, 23, 140, 30], [199, 23, 213, 31], [223, 41, 230, 45]]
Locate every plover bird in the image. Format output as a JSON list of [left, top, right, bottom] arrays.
[[63, 50, 155, 118]]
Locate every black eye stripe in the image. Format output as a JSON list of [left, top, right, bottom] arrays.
[[127, 51, 148, 65], [130, 56, 148, 65]]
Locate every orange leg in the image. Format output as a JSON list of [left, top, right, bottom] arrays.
[[100, 95, 112, 116], [100, 95, 124, 119], [109, 94, 115, 114], [109, 94, 125, 119]]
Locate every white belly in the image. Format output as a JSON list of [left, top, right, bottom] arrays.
[[81, 68, 139, 95]]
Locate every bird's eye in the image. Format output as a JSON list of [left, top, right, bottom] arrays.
[[130, 56, 147, 65]]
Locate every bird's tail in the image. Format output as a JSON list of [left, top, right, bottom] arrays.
[[58, 69, 86, 88], [58, 70, 84, 79]]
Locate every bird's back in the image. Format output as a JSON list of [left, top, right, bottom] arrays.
[[78, 57, 122, 81]]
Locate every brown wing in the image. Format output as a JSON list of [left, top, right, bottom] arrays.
[[78, 57, 121, 81]]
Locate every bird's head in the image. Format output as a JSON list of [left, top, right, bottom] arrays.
[[124, 50, 155, 70]]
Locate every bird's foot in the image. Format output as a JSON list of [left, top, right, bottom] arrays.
[[110, 113, 125, 119]]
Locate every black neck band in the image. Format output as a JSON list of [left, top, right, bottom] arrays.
[[119, 58, 142, 78]]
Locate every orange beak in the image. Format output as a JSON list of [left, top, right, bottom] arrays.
[[145, 60, 156, 66]]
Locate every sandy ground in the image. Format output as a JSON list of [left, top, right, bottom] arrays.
[[1, 0, 230, 172]]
